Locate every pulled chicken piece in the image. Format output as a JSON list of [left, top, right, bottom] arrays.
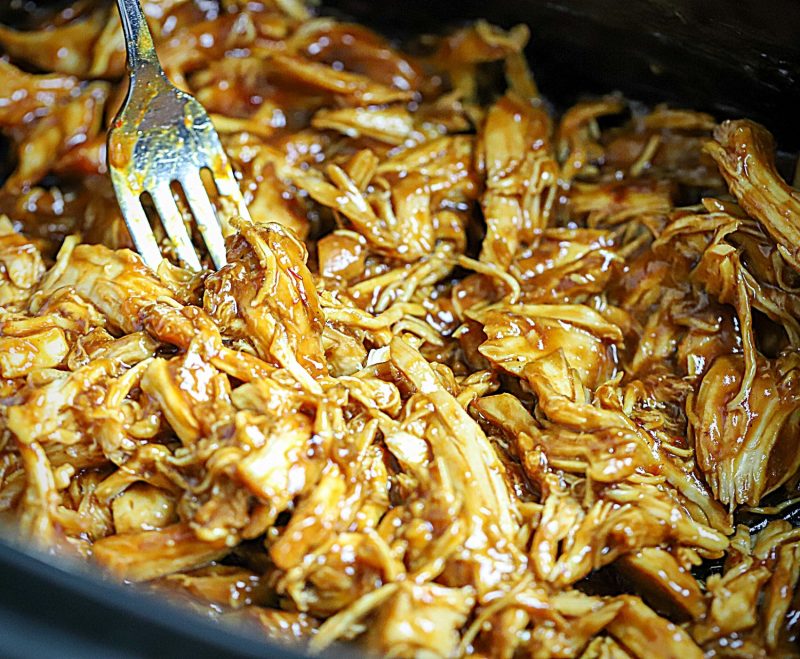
[[706, 119, 800, 272]]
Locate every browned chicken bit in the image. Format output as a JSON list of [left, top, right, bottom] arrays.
[[0, 1, 799, 657]]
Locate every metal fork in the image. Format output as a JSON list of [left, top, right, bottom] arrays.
[[108, 0, 251, 271]]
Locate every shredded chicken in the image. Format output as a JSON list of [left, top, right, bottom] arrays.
[[0, 1, 798, 657]]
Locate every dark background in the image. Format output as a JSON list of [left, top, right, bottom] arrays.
[[2, 0, 798, 147], [327, 0, 800, 149]]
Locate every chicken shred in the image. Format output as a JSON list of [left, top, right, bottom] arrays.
[[0, 1, 798, 657]]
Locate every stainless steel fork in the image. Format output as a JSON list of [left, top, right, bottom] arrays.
[[108, 0, 252, 271]]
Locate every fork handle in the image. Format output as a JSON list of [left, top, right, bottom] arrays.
[[115, 0, 163, 72]]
